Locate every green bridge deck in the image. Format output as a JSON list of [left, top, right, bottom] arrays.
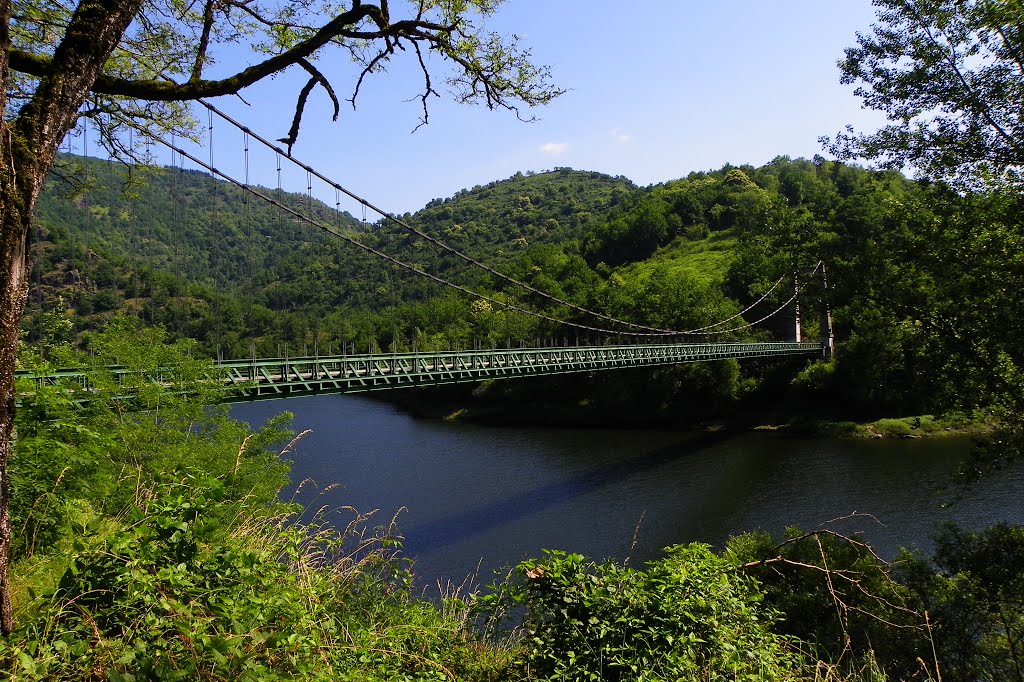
[[17, 341, 823, 402]]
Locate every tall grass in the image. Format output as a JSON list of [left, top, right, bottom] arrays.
[[1, 472, 520, 681]]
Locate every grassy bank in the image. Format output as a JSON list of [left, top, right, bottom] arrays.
[[773, 413, 994, 439], [4, 477, 956, 682]]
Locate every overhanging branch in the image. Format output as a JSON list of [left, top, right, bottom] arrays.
[[6, 8, 454, 101], [278, 58, 340, 155]]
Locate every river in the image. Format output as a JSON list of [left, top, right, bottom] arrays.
[[231, 394, 1024, 589]]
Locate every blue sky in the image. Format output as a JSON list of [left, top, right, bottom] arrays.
[[168, 1, 890, 217]]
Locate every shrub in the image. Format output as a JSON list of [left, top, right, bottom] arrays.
[[11, 318, 294, 563], [487, 545, 800, 681], [914, 415, 941, 434], [874, 418, 913, 437], [791, 359, 837, 396]]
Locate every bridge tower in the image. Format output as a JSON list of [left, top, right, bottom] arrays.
[[819, 263, 835, 359], [794, 264, 835, 358], [792, 294, 802, 343]]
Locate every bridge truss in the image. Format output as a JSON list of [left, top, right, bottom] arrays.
[[18, 341, 823, 403]]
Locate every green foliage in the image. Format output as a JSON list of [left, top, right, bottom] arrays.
[[872, 419, 913, 438], [897, 523, 1024, 682], [791, 359, 836, 395], [726, 157, 1024, 422], [812, 421, 867, 438], [412, 168, 634, 257], [12, 318, 293, 563], [17, 314, 1021, 681], [8, 321, 526, 680], [2, 474, 515, 681], [615, 230, 738, 288], [28, 153, 1024, 430], [489, 546, 800, 681], [828, 0, 1024, 188], [12, 364, 113, 558], [17, 147, 1024, 680], [25, 162, 635, 359]]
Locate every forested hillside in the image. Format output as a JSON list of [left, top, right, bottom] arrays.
[[23, 154, 1024, 425], [25, 159, 636, 356]]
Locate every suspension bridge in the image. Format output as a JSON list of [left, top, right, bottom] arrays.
[[18, 340, 824, 403], [21, 99, 834, 403]]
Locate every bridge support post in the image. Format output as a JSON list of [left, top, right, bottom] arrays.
[[793, 278, 802, 343], [819, 263, 835, 359], [819, 306, 834, 359]]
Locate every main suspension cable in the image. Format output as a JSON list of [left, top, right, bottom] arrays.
[[93, 74, 806, 341], [143, 119, 808, 340], [99, 43, 688, 334], [685, 262, 823, 336], [145, 128, 703, 338], [683, 274, 785, 333], [193, 98, 694, 336]]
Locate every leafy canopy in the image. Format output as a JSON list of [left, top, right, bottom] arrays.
[[826, 0, 1024, 187], [9, 0, 563, 155]]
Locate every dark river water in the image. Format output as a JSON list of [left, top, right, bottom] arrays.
[[231, 394, 1024, 590]]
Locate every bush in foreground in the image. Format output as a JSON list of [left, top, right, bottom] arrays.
[[482, 546, 801, 681]]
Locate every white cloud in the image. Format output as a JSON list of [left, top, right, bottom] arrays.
[[610, 128, 632, 144], [539, 142, 568, 154]]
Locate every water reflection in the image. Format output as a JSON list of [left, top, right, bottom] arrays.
[[402, 431, 734, 553], [231, 394, 1024, 586]]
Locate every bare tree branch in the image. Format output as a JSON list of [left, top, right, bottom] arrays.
[[348, 39, 396, 110], [411, 40, 436, 132], [190, 0, 217, 83], [735, 522, 924, 634], [297, 57, 339, 121]]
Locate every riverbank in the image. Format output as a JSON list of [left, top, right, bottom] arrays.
[[775, 414, 993, 439], [381, 383, 992, 440]]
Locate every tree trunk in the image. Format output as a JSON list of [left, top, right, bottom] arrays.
[[0, 128, 61, 635], [0, 0, 17, 635], [0, 0, 146, 636], [0, 158, 28, 635]]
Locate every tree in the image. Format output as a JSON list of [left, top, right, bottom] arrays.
[[825, 0, 1024, 187], [827, 1, 1024, 470], [0, 0, 560, 634]]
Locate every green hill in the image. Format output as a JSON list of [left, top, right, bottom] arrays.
[[27, 154, 1019, 424]]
